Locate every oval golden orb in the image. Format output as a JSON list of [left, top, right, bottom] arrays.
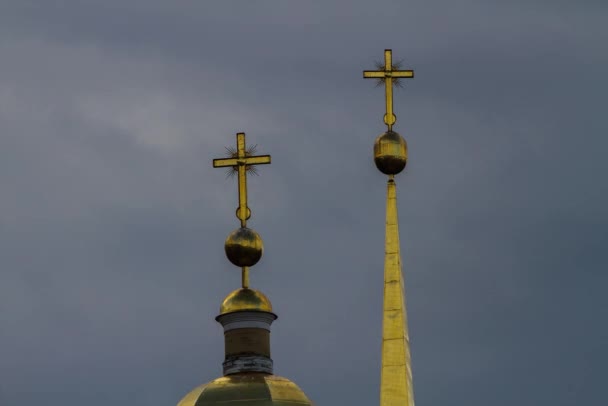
[[219, 288, 273, 315], [373, 131, 408, 175], [225, 227, 263, 267]]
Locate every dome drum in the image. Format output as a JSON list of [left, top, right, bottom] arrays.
[[216, 310, 277, 375], [223, 354, 273, 375], [217, 311, 277, 332]]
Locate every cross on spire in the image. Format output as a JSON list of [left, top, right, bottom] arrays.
[[363, 49, 414, 130], [213, 132, 271, 227]]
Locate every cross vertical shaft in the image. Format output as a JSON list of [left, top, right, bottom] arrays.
[[384, 50, 395, 130], [235, 133, 249, 227]]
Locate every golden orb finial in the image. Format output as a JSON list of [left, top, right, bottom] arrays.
[[224, 227, 264, 268], [374, 130, 408, 175]]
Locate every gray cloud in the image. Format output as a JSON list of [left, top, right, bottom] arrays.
[[0, 1, 606, 406]]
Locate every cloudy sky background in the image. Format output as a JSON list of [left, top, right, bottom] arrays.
[[1, 1, 607, 405]]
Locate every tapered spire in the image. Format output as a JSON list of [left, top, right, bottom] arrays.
[[364, 49, 415, 406], [381, 177, 414, 406]]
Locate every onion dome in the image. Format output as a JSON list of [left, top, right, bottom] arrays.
[[219, 288, 273, 315], [177, 374, 313, 406]]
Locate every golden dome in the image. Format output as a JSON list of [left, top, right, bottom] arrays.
[[177, 373, 313, 406], [219, 288, 273, 315], [225, 227, 264, 267], [373, 130, 408, 175]]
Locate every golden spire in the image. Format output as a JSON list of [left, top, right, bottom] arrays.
[[364, 49, 415, 406], [213, 132, 271, 288]]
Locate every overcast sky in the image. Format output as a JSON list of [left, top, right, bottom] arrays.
[[1, 1, 607, 405]]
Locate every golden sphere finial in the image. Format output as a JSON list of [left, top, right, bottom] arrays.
[[373, 130, 407, 175], [224, 227, 263, 267]]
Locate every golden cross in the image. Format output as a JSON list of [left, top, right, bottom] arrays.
[[363, 49, 414, 130], [213, 132, 271, 227]]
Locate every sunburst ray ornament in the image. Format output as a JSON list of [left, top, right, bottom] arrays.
[[224, 144, 261, 178], [373, 60, 406, 88]]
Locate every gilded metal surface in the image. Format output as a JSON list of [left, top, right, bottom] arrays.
[[177, 373, 313, 406], [219, 288, 273, 315], [374, 131, 408, 175], [178, 135, 314, 406], [213, 133, 271, 228], [213, 132, 271, 288], [225, 227, 264, 268], [381, 178, 414, 406], [363, 49, 414, 131]]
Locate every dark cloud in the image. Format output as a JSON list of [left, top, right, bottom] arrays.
[[0, 1, 606, 406]]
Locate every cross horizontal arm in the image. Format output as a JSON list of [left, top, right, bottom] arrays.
[[391, 70, 414, 78], [363, 71, 387, 78], [363, 70, 414, 78], [213, 155, 271, 168], [213, 158, 238, 168], [243, 155, 271, 165]]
